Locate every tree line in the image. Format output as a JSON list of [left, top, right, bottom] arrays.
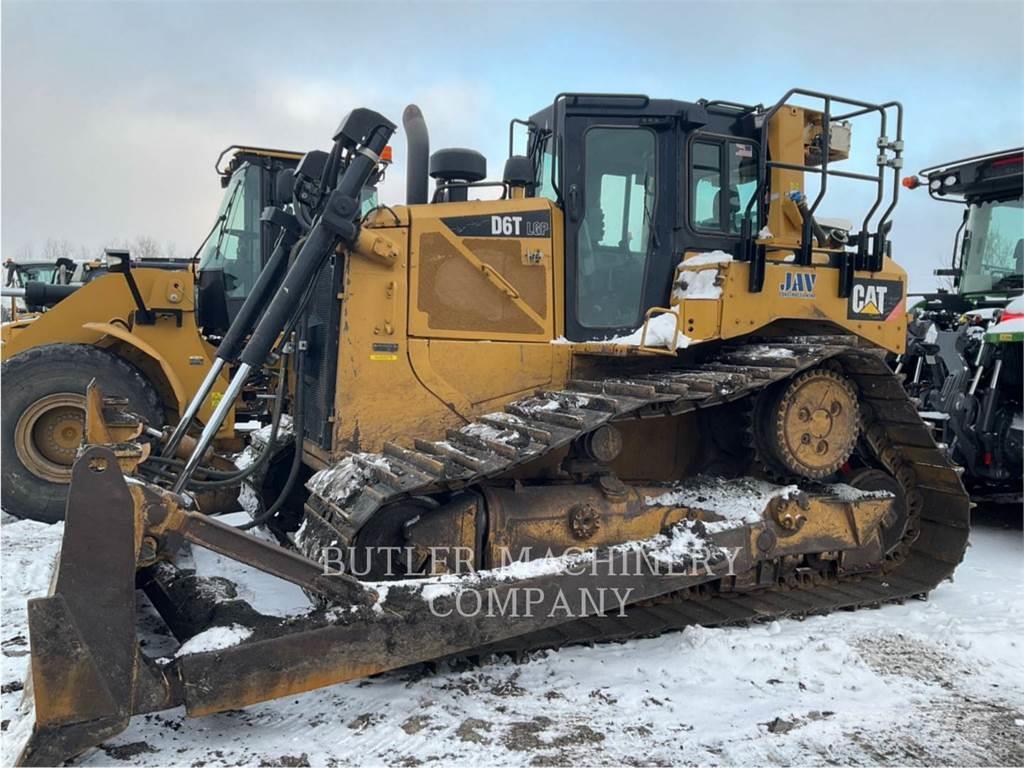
[[12, 236, 183, 264]]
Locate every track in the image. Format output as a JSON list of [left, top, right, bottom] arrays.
[[297, 334, 970, 655]]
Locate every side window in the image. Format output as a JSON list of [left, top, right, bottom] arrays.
[[200, 164, 263, 300], [536, 143, 557, 202], [690, 138, 758, 234], [729, 142, 758, 234], [577, 127, 656, 329], [692, 142, 722, 229]]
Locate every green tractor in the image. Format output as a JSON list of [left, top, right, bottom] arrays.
[[897, 148, 1023, 502]]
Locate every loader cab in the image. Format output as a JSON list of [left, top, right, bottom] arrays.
[[961, 193, 1024, 296], [197, 147, 304, 335], [524, 94, 760, 341], [197, 146, 385, 336], [4, 259, 75, 288]]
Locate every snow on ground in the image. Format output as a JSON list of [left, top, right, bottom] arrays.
[[1, 511, 1022, 766]]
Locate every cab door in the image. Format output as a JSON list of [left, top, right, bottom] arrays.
[[561, 116, 676, 341]]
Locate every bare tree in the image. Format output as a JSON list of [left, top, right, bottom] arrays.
[[164, 240, 179, 260], [41, 238, 74, 262], [934, 252, 956, 292], [14, 243, 34, 261], [132, 235, 161, 261]]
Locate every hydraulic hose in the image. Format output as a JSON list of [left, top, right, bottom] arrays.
[[147, 346, 292, 489], [236, 323, 307, 530], [788, 190, 831, 248], [154, 253, 326, 496]]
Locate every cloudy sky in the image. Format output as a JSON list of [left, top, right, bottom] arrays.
[[2, 0, 1021, 291]]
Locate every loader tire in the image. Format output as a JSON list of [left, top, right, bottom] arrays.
[[1, 343, 163, 523]]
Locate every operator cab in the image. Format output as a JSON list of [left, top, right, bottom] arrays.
[[518, 92, 901, 342], [198, 146, 388, 336]]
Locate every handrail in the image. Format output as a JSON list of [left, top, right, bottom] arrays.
[[739, 88, 904, 288]]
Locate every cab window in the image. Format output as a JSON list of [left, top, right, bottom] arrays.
[[200, 163, 262, 300], [577, 126, 656, 328], [691, 138, 759, 234], [535, 140, 557, 202]]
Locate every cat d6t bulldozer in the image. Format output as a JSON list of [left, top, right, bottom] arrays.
[[13, 91, 969, 766]]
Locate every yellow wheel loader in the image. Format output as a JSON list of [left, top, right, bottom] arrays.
[[0, 147, 304, 522], [14, 92, 969, 766]]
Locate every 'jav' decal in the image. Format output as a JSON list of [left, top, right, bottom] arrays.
[[778, 271, 817, 298]]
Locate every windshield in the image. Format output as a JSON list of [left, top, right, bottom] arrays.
[[18, 264, 59, 284], [199, 163, 262, 300], [960, 196, 1024, 293]]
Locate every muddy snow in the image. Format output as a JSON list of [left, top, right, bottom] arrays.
[[1, 510, 1022, 766]]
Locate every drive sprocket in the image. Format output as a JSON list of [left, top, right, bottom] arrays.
[[754, 367, 860, 480]]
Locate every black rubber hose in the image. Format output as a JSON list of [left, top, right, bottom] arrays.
[[149, 350, 292, 490], [157, 257, 325, 491], [236, 323, 307, 530]]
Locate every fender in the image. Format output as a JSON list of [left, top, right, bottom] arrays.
[[82, 321, 188, 415]]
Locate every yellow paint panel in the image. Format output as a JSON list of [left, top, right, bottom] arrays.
[[717, 259, 907, 353], [408, 198, 556, 342], [423, 339, 555, 407]]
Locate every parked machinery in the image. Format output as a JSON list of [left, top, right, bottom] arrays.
[[1, 147, 303, 521], [898, 149, 1023, 502]]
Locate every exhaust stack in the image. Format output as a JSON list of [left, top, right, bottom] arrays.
[[403, 104, 430, 205]]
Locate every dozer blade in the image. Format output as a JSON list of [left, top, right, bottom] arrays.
[[17, 447, 177, 767]]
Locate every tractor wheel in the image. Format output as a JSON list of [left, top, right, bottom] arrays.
[[1, 343, 163, 523]]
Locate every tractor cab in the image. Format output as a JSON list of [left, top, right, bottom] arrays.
[[908, 148, 1024, 307]]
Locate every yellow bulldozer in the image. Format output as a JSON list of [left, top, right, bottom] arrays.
[[0, 146, 305, 522], [13, 91, 969, 766]]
